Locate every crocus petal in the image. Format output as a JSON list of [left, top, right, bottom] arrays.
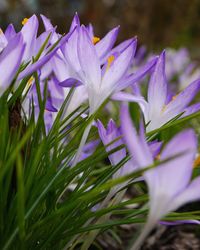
[[0, 33, 25, 94], [112, 91, 149, 121], [116, 56, 158, 91], [120, 104, 153, 168], [41, 14, 54, 30], [148, 141, 162, 158], [148, 51, 168, 115], [97, 119, 126, 166], [69, 13, 80, 32], [160, 220, 200, 226], [101, 39, 136, 93], [165, 79, 200, 115], [86, 23, 94, 38], [51, 55, 70, 82], [95, 26, 119, 62], [62, 28, 82, 76], [78, 25, 101, 87], [169, 176, 200, 212], [33, 30, 54, 57], [18, 29, 76, 80], [102, 38, 134, 64], [147, 129, 197, 220], [4, 24, 16, 40], [182, 102, 200, 117], [160, 129, 197, 193], [21, 14, 39, 61], [40, 14, 59, 43], [46, 98, 58, 112], [59, 78, 83, 87]]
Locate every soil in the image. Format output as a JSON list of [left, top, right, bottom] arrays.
[[95, 224, 200, 250]]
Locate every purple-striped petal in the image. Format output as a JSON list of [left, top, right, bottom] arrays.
[[46, 98, 58, 112], [95, 26, 119, 62], [101, 39, 136, 92], [116, 56, 158, 91], [4, 24, 16, 40], [59, 78, 83, 87], [120, 104, 153, 168], [169, 176, 200, 212], [146, 130, 197, 220], [148, 141, 163, 158], [165, 79, 200, 115], [112, 91, 148, 120], [182, 102, 200, 117], [78, 25, 101, 87], [160, 220, 200, 226], [18, 28, 76, 80], [158, 129, 197, 196], [21, 14, 39, 61], [0, 33, 25, 94], [97, 119, 126, 166], [40, 14, 59, 44], [102, 38, 134, 64], [70, 13, 80, 32], [148, 51, 168, 115]]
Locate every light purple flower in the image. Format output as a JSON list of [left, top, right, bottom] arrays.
[[120, 104, 200, 250], [165, 47, 190, 80], [114, 51, 200, 132], [0, 32, 25, 95]]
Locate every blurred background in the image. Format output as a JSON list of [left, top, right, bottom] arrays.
[[1, 0, 200, 52]]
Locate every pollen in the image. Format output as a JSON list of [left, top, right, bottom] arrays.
[[27, 76, 34, 87], [194, 155, 200, 168], [172, 95, 178, 101], [155, 154, 161, 160], [106, 55, 115, 71], [92, 36, 100, 45], [22, 18, 29, 26]]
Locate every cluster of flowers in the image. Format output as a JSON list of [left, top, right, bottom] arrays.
[[1, 14, 200, 249]]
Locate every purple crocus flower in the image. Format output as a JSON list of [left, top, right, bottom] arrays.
[[97, 119, 131, 178], [120, 104, 200, 250], [50, 13, 157, 115], [165, 47, 190, 81], [97, 119, 162, 182], [0, 32, 25, 95], [59, 24, 136, 114], [114, 51, 200, 132], [179, 62, 200, 90]]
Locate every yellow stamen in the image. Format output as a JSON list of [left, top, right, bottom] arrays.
[[27, 76, 34, 87], [0, 29, 3, 35], [162, 94, 178, 113], [172, 94, 178, 101], [155, 154, 161, 160], [106, 55, 115, 71], [194, 155, 200, 168], [22, 18, 29, 26], [92, 36, 100, 45]]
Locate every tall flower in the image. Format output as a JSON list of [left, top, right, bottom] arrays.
[[113, 51, 200, 132], [0, 32, 25, 95], [121, 104, 200, 250], [97, 119, 131, 178]]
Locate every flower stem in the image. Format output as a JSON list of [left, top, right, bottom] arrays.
[[72, 121, 93, 167], [130, 220, 155, 250]]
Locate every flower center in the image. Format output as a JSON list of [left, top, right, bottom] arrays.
[[22, 18, 29, 26], [92, 36, 100, 45]]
